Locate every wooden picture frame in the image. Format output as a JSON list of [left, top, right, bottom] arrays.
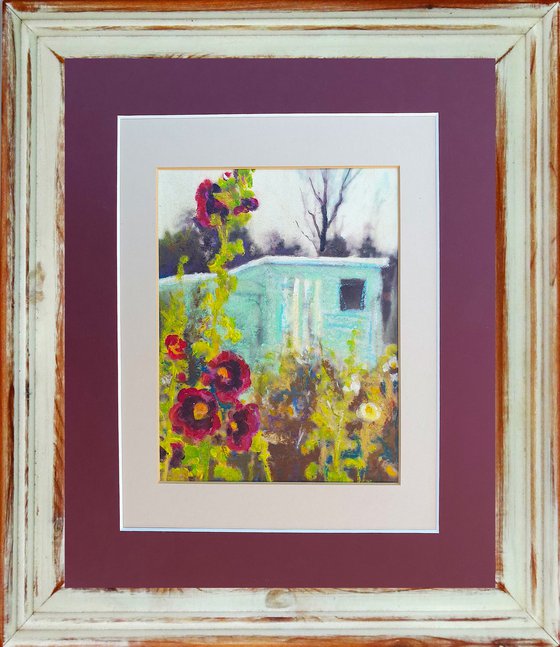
[[1, 1, 558, 644]]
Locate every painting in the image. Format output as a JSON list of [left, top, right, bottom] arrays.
[[158, 167, 399, 483]]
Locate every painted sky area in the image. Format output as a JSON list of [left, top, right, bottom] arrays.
[[157, 168, 399, 256]]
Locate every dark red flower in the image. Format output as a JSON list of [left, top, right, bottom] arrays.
[[176, 372, 187, 383], [243, 197, 259, 211], [169, 388, 220, 440], [202, 351, 251, 403], [233, 197, 259, 216], [195, 179, 228, 228], [226, 403, 260, 452], [165, 334, 187, 360]]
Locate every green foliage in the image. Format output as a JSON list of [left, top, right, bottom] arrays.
[[304, 461, 319, 481], [253, 334, 399, 483], [213, 464, 244, 482], [159, 283, 189, 435], [176, 255, 189, 279], [250, 431, 272, 482], [302, 332, 398, 482]]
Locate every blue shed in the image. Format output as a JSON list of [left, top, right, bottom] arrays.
[[160, 256, 389, 367]]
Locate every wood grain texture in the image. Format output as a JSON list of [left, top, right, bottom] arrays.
[[5, 0, 558, 13], [1, 5, 18, 645], [495, 52, 507, 593], [1, 2, 559, 646], [128, 640, 554, 646]]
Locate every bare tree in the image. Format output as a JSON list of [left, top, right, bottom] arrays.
[[295, 169, 360, 255]]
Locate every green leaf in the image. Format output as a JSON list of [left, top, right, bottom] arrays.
[[230, 239, 245, 256], [304, 462, 319, 481], [343, 457, 366, 471], [326, 469, 352, 483], [213, 464, 243, 482], [192, 340, 211, 358], [176, 255, 190, 279]]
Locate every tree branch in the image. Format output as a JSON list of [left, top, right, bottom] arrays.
[[309, 177, 324, 206], [295, 219, 319, 253], [328, 169, 360, 227], [300, 189, 321, 240]]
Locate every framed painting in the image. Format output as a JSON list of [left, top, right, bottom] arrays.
[[1, 1, 558, 645]]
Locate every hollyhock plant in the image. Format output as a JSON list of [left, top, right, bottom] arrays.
[[160, 168, 275, 482], [165, 334, 187, 360], [226, 403, 260, 452], [169, 388, 220, 440], [202, 350, 251, 403], [195, 179, 228, 228]]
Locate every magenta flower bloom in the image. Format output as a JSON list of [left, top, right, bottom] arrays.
[[226, 403, 260, 452], [201, 351, 251, 403], [169, 388, 220, 440], [195, 179, 228, 228]]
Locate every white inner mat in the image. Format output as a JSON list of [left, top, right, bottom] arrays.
[[118, 114, 439, 532]]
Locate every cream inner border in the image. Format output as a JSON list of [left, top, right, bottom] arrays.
[[118, 113, 439, 532]]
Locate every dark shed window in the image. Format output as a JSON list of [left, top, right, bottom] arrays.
[[339, 279, 366, 311]]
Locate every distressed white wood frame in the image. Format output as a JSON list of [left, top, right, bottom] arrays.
[[1, 3, 559, 645]]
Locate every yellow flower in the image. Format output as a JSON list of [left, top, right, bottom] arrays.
[[357, 402, 381, 422], [385, 464, 398, 478]]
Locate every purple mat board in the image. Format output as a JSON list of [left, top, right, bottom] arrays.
[[65, 58, 495, 588]]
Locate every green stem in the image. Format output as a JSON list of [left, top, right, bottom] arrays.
[[199, 438, 212, 481], [167, 360, 179, 404], [209, 221, 230, 356], [161, 454, 171, 481], [259, 450, 272, 482], [358, 427, 370, 483], [332, 415, 344, 474], [319, 444, 328, 481], [248, 453, 255, 482]]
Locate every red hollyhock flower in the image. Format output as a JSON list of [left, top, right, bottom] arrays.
[[226, 403, 260, 452], [169, 388, 220, 440], [195, 179, 228, 228], [165, 334, 187, 360], [202, 351, 251, 403], [176, 372, 187, 383]]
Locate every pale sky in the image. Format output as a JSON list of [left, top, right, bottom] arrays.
[[157, 168, 399, 256]]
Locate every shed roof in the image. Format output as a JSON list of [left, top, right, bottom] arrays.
[[160, 255, 391, 287]]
